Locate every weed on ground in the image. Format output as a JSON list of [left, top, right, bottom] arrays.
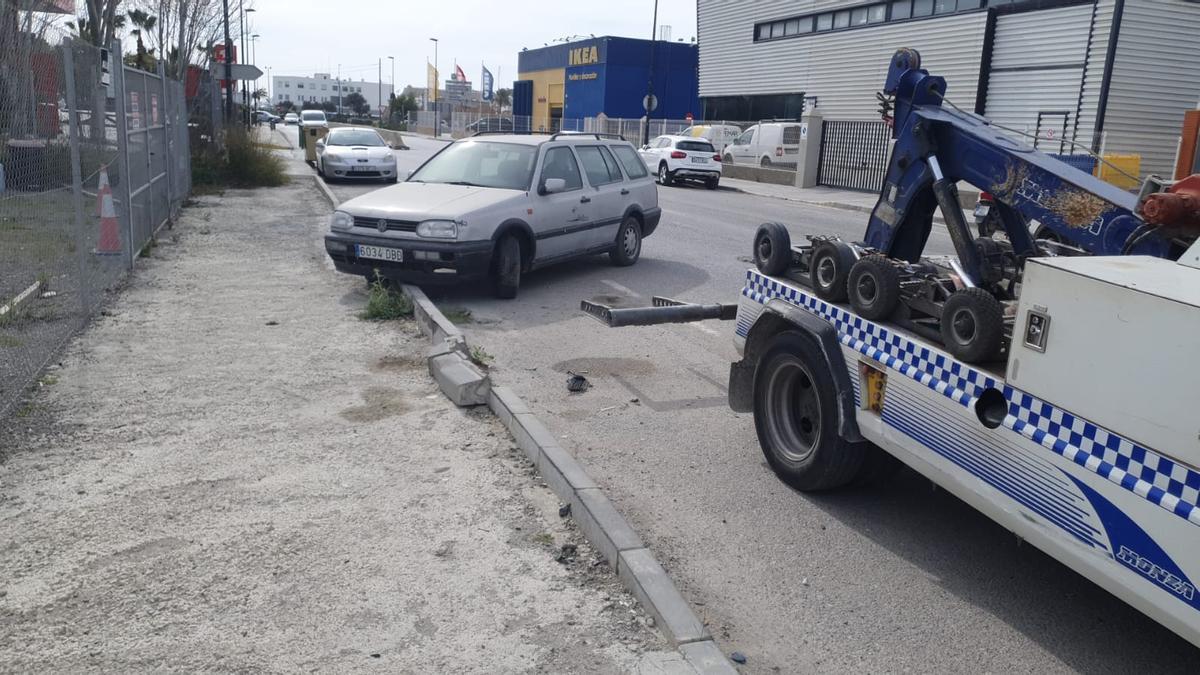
[[360, 280, 413, 321]]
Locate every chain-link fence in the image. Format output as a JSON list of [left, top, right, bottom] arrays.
[[1, 26, 192, 420]]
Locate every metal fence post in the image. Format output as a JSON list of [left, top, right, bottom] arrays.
[[62, 42, 90, 315], [159, 61, 173, 222], [110, 40, 135, 269]]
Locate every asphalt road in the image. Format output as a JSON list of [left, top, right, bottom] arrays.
[[306, 129, 1199, 671]]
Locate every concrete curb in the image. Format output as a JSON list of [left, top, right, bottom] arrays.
[[311, 178, 735, 672], [312, 174, 340, 210]]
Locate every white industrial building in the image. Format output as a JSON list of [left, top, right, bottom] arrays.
[[272, 73, 393, 114], [698, 0, 1200, 177]]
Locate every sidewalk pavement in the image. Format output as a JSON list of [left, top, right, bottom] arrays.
[[720, 176, 972, 226], [0, 177, 690, 672], [719, 177, 880, 216]]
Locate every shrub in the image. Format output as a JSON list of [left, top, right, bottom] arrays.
[[360, 277, 413, 320], [190, 128, 286, 189]]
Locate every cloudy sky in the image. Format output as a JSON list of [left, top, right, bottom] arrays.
[[250, 0, 697, 92]]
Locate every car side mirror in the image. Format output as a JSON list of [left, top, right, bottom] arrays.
[[386, 142, 393, 149], [540, 177, 567, 195], [315, 139, 325, 148], [641, 145, 650, 150]]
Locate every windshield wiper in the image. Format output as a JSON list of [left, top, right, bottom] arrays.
[[442, 181, 485, 187]]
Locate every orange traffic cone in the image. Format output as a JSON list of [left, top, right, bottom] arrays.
[[96, 165, 121, 255]]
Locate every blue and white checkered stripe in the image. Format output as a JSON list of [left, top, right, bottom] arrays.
[[743, 269, 1200, 528]]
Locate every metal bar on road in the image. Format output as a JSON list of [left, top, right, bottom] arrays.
[[111, 40, 135, 270]]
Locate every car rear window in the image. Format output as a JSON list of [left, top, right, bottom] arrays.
[[301, 111, 326, 122], [782, 126, 803, 144], [611, 145, 649, 179], [676, 140, 715, 153]]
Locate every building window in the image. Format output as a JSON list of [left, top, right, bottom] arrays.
[[297, 83, 304, 89], [754, 0, 984, 41], [284, 82, 290, 88]]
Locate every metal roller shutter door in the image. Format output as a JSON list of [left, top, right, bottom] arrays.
[[984, 4, 1094, 151]]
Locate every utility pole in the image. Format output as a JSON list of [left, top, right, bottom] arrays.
[[337, 63, 341, 115], [643, 0, 659, 146], [430, 37, 439, 138], [378, 58, 382, 119], [222, 0, 233, 121], [239, 0, 246, 125]]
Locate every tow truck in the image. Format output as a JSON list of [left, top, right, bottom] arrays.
[[582, 50, 1200, 647]]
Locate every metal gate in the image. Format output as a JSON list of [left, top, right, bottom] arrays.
[[817, 120, 891, 192]]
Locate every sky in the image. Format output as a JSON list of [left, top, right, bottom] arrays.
[[250, 0, 698, 94]]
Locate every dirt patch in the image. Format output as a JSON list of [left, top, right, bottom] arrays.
[[0, 177, 673, 672], [338, 386, 412, 422]]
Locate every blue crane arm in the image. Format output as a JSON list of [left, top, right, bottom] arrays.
[[863, 49, 1169, 283]]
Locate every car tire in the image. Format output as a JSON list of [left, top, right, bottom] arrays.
[[808, 240, 856, 302], [761, 157, 772, 169], [847, 255, 901, 320], [493, 235, 522, 299], [658, 163, 673, 187], [705, 177, 719, 190], [753, 222, 791, 276], [723, 153, 733, 164], [754, 330, 870, 491], [609, 215, 642, 267], [940, 287, 1004, 363], [317, 158, 325, 177]]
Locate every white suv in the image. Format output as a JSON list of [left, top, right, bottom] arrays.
[[324, 132, 661, 298], [639, 135, 722, 189]]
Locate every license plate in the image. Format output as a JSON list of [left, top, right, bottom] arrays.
[[974, 204, 991, 218], [356, 244, 403, 262], [691, 156, 707, 163], [350, 166, 373, 173]]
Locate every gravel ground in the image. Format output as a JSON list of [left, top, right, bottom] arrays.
[[0, 178, 679, 672]]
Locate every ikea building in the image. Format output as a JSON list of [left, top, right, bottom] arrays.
[[513, 36, 699, 132]]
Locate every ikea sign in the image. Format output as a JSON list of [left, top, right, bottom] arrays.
[[568, 45, 600, 66]]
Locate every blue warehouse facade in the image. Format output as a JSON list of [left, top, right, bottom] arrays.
[[514, 36, 699, 132]]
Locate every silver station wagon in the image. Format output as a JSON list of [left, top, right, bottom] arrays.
[[323, 132, 661, 298]]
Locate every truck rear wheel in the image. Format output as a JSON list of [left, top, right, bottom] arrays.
[[754, 331, 869, 491], [753, 222, 791, 276], [809, 241, 855, 302], [847, 256, 901, 320], [940, 288, 1004, 363]]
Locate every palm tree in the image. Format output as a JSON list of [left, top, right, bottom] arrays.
[[126, 9, 157, 71], [495, 88, 512, 110]]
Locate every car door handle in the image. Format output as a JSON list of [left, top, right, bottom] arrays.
[[620, 188, 629, 195], [580, 196, 591, 203]]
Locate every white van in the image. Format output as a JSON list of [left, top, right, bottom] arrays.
[[681, 124, 743, 154], [724, 121, 806, 168]]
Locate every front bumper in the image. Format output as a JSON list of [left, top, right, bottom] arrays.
[[324, 231, 493, 284], [322, 161, 397, 180]]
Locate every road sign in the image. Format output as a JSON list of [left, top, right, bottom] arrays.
[[226, 64, 263, 81], [643, 94, 658, 113]]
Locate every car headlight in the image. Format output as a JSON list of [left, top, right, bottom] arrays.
[[382, 153, 396, 163], [416, 219, 459, 239], [330, 211, 353, 232]]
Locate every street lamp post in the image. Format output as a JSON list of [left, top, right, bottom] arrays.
[[251, 34, 259, 110], [388, 55, 395, 121], [643, 0, 659, 146], [430, 37, 438, 138], [221, 0, 233, 121]]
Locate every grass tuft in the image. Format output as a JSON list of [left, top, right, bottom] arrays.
[[469, 345, 493, 369], [360, 277, 413, 321]]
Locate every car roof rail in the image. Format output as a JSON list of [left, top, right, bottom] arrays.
[[548, 131, 628, 142], [469, 130, 550, 137]]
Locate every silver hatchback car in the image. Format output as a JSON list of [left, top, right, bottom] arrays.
[[324, 132, 661, 298]]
